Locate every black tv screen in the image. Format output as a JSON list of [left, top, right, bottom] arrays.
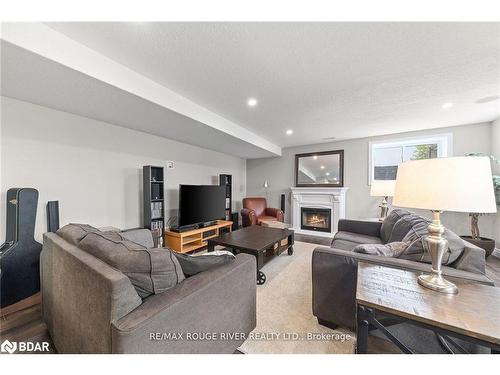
[[178, 185, 226, 227]]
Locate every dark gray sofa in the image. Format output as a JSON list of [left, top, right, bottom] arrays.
[[41, 228, 256, 353], [312, 210, 494, 353]]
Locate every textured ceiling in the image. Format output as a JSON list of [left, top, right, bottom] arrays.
[[45, 22, 500, 147]]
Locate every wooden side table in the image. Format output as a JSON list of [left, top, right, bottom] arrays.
[[355, 262, 500, 354]]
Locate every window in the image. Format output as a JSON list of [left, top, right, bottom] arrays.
[[368, 133, 452, 183]]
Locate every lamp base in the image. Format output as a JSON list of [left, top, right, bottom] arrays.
[[417, 210, 459, 294], [379, 196, 389, 220], [417, 273, 458, 294]]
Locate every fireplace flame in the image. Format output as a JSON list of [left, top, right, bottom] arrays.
[[308, 214, 326, 226]]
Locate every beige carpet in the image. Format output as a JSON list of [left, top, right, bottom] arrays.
[[238, 241, 357, 354]]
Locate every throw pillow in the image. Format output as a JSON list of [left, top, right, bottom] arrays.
[[380, 209, 412, 243], [385, 212, 423, 243], [120, 228, 154, 248], [354, 220, 464, 266], [399, 217, 464, 265], [78, 231, 185, 298], [56, 223, 100, 246], [172, 250, 236, 277]]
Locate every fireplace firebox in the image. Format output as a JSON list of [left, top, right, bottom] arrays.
[[300, 207, 332, 233]]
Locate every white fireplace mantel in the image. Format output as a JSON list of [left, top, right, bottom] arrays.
[[290, 187, 349, 238]]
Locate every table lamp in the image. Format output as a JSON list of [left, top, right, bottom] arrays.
[[393, 156, 497, 294], [370, 180, 396, 220]]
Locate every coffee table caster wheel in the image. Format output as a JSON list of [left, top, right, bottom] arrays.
[[288, 247, 294, 255], [257, 271, 266, 285]]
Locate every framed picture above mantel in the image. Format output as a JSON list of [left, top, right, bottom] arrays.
[[295, 150, 344, 187]]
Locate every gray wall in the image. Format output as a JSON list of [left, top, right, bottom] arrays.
[[0, 97, 247, 241], [247, 122, 498, 241]]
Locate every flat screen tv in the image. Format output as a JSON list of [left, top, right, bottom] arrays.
[[178, 184, 226, 227]]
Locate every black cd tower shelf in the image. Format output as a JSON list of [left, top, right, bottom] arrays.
[[219, 174, 232, 221], [143, 165, 165, 247]]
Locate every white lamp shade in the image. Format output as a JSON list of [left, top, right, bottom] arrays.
[[370, 180, 396, 197], [393, 156, 497, 213]]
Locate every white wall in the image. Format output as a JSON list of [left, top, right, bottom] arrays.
[[492, 118, 500, 243], [247, 122, 497, 239], [0, 97, 246, 241]]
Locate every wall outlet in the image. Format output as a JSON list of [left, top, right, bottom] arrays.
[[166, 161, 174, 170]]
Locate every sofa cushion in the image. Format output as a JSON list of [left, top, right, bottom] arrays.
[[56, 223, 100, 246], [331, 231, 383, 251], [380, 209, 412, 243], [172, 250, 236, 277], [78, 231, 185, 298], [399, 216, 464, 265], [353, 242, 409, 257]]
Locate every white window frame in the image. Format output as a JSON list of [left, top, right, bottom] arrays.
[[368, 133, 453, 184]]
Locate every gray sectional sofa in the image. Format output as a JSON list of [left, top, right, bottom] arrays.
[[41, 226, 256, 354], [312, 209, 494, 353]]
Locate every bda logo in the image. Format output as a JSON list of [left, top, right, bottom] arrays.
[[0, 339, 49, 353], [1, 339, 17, 354]]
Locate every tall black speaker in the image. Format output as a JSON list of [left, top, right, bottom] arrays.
[[0, 188, 42, 307], [280, 194, 286, 213], [219, 174, 232, 221], [47, 200, 60, 233], [231, 212, 239, 231]]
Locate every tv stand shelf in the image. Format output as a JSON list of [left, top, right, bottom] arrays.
[[165, 220, 233, 253]]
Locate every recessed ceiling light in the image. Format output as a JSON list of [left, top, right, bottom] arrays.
[[333, 177, 338, 181], [313, 155, 318, 160], [442, 102, 454, 109], [286, 129, 294, 135], [320, 165, 325, 170], [247, 98, 258, 107], [326, 172, 330, 176]]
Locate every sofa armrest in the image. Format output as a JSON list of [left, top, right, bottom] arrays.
[[337, 219, 382, 238], [452, 240, 487, 275], [241, 208, 257, 226], [111, 253, 257, 353], [265, 207, 284, 222], [42, 233, 142, 353], [312, 246, 493, 330]]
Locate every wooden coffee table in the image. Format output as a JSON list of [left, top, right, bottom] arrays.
[[207, 225, 294, 285]]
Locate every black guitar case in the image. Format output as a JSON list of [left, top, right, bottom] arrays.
[[0, 188, 42, 308]]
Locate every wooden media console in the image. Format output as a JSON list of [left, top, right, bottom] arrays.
[[164, 220, 233, 253]]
